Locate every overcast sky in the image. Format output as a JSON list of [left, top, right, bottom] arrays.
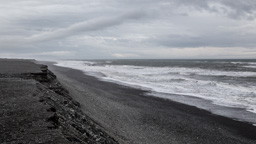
[[0, 0, 256, 60]]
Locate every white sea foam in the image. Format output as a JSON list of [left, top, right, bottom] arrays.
[[55, 60, 256, 114], [232, 61, 256, 69], [231, 62, 256, 65]]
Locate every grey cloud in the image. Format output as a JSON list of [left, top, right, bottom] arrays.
[[24, 11, 146, 43], [0, 0, 255, 59], [150, 32, 256, 48], [219, 0, 256, 19], [121, 0, 256, 20], [0, 10, 146, 46], [159, 0, 256, 20]]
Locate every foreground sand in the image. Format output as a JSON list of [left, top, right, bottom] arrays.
[[0, 59, 117, 144], [44, 61, 256, 144]]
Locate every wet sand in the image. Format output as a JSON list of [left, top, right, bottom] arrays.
[[45, 62, 256, 144]]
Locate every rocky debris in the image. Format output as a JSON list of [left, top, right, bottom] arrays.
[[0, 78, 70, 144], [0, 59, 118, 144], [37, 66, 118, 144]]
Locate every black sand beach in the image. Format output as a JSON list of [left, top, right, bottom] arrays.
[[1, 59, 256, 144], [0, 59, 117, 144], [43, 62, 256, 144]]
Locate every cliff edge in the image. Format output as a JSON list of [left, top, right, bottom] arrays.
[[0, 59, 118, 144]]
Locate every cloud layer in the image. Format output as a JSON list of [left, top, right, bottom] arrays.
[[0, 0, 256, 59]]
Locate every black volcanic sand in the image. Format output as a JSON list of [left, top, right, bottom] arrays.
[[0, 59, 117, 144], [44, 62, 256, 144]]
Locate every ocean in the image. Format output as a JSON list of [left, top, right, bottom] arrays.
[[55, 59, 256, 124]]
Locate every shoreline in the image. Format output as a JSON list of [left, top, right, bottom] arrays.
[[149, 92, 256, 125], [44, 61, 256, 144], [54, 60, 256, 125], [54, 61, 256, 125]]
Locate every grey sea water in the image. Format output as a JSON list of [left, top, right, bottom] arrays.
[[56, 59, 256, 124]]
